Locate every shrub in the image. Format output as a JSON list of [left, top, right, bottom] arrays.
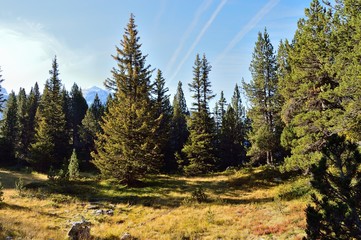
[[15, 177, 25, 196], [191, 187, 208, 203], [68, 149, 80, 179]]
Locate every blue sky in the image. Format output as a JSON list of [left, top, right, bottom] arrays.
[[0, 0, 311, 106]]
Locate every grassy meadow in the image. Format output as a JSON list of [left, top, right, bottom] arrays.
[[0, 167, 311, 239]]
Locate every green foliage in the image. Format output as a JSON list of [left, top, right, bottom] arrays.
[[305, 135, 361, 239], [243, 28, 284, 166], [29, 57, 70, 172], [80, 94, 104, 160], [93, 14, 162, 185], [191, 187, 208, 203], [182, 54, 217, 175], [280, 0, 338, 171], [170, 81, 189, 171], [68, 149, 80, 179], [218, 84, 247, 169], [152, 69, 173, 172], [15, 177, 25, 196], [1, 91, 18, 163], [69, 83, 88, 152]]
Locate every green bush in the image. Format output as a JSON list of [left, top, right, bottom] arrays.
[[15, 177, 25, 196]]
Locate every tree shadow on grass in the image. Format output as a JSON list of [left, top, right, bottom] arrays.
[[22, 168, 301, 208]]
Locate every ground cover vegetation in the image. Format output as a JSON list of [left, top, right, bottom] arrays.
[[0, 0, 361, 239]]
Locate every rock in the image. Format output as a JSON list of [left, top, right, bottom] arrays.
[[94, 209, 104, 215], [120, 232, 133, 240], [273, 178, 282, 183], [5, 237, 13, 240], [106, 209, 114, 216], [68, 219, 92, 240]]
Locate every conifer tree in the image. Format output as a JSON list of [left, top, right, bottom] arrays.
[[1, 91, 18, 163], [305, 135, 361, 239], [243, 28, 283, 165], [16, 88, 28, 160], [30, 57, 69, 171], [182, 54, 217, 175], [26, 83, 40, 148], [330, 0, 361, 141], [214, 91, 227, 133], [68, 149, 80, 179], [80, 94, 104, 160], [69, 83, 88, 151], [219, 84, 247, 168], [93, 14, 162, 185], [152, 69, 173, 172], [171, 81, 189, 171], [279, 0, 337, 171]]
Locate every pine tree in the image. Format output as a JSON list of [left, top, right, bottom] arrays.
[[1, 91, 18, 164], [152, 69, 173, 172], [305, 135, 361, 239], [219, 85, 247, 169], [68, 149, 80, 179], [182, 54, 217, 175], [69, 83, 88, 152], [80, 94, 104, 160], [30, 57, 69, 171], [93, 14, 162, 185], [15, 88, 28, 160], [243, 28, 283, 165], [279, 0, 338, 171], [214, 91, 227, 133], [171, 81, 189, 171], [26, 83, 40, 149], [330, 0, 361, 141]]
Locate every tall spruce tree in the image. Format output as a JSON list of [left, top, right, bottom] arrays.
[[80, 94, 105, 160], [1, 91, 18, 163], [93, 14, 162, 185], [279, 0, 338, 171], [152, 69, 173, 172], [305, 135, 361, 239], [26, 83, 40, 149], [219, 84, 247, 169], [15, 88, 28, 160], [171, 81, 189, 171], [243, 28, 283, 165], [214, 91, 227, 134], [69, 83, 88, 152], [30, 57, 69, 171], [182, 54, 217, 175]]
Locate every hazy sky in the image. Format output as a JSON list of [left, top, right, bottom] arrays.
[[0, 0, 311, 106]]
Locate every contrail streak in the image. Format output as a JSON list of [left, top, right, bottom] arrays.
[[166, 0, 213, 74], [215, 0, 280, 65], [169, 0, 228, 83]]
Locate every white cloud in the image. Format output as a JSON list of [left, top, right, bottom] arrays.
[[0, 18, 103, 93]]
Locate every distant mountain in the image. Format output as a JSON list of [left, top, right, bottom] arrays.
[[82, 86, 109, 106], [0, 87, 9, 119]]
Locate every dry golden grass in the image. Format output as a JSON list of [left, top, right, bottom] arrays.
[[0, 166, 310, 239]]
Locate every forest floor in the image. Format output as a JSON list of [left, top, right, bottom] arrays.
[[0, 166, 311, 239]]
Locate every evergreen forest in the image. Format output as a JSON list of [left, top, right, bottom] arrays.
[[1, 1, 361, 239]]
